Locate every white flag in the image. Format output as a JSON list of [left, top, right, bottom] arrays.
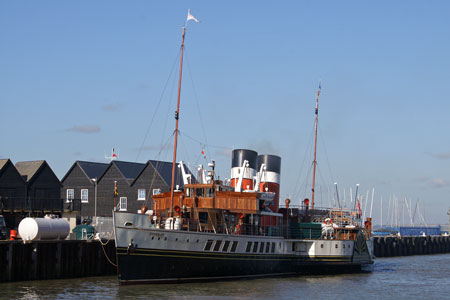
[[187, 9, 199, 23]]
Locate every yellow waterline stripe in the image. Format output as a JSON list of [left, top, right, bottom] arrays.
[[117, 252, 351, 261], [117, 250, 350, 261]]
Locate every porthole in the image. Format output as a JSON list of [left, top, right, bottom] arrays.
[[175, 238, 178, 242], [321, 244, 324, 248], [151, 236, 154, 240], [335, 244, 338, 248], [158, 237, 161, 240], [187, 239, 190, 243], [164, 237, 167, 241]]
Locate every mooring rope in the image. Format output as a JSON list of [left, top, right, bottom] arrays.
[[98, 228, 117, 267]]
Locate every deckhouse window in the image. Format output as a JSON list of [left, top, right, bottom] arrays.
[[271, 242, 275, 253], [259, 242, 265, 253], [152, 189, 161, 196], [206, 188, 214, 197], [81, 189, 88, 203], [253, 242, 259, 253], [204, 240, 213, 251], [66, 189, 74, 203], [138, 189, 146, 200], [245, 242, 252, 253], [196, 188, 204, 197], [222, 241, 230, 252], [213, 240, 222, 251], [231, 241, 238, 252], [265, 242, 270, 253]]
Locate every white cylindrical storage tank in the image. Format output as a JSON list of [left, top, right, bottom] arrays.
[[18, 218, 70, 242]]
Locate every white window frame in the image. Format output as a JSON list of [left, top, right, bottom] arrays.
[[119, 197, 127, 211], [152, 188, 161, 196], [66, 189, 74, 203], [81, 189, 88, 203], [138, 189, 146, 200]]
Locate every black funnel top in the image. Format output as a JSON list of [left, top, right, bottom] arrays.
[[231, 149, 258, 169], [257, 154, 281, 174]]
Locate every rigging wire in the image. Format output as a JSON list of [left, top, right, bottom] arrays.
[[178, 132, 195, 169], [160, 62, 180, 162], [184, 49, 211, 159], [131, 48, 181, 208], [144, 133, 174, 207], [291, 121, 315, 202], [316, 161, 330, 207], [302, 161, 314, 200], [143, 49, 180, 206], [135, 51, 181, 162], [182, 131, 231, 150], [318, 123, 335, 185], [292, 118, 337, 207]]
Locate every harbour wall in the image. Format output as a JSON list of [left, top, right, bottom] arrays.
[[373, 235, 450, 257], [1, 236, 449, 282], [0, 240, 116, 282]]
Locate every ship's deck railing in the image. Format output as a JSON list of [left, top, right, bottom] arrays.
[[156, 217, 357, 239], [279, 205, 357, 214]]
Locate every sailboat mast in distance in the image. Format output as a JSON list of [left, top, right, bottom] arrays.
[[311, 83, 321, 210]]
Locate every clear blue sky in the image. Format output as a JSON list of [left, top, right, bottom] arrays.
[[1, 1, 449, 224]]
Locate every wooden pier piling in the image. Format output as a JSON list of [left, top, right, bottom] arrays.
[[373, 235, 450, 257], [0, 240, 116, 282]]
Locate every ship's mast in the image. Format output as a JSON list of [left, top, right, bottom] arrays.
[[169, 27, 186, 217], [311, 84, 321, 210]]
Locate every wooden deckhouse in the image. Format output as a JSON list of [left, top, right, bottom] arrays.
[[153, 180, 276, 233]]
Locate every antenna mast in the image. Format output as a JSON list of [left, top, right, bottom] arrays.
[[311, 84, 321, 210]]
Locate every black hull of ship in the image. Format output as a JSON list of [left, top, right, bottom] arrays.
[[116, 247, 365, 284]]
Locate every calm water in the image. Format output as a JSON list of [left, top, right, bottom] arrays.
[[1, 254, 450, 300]]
